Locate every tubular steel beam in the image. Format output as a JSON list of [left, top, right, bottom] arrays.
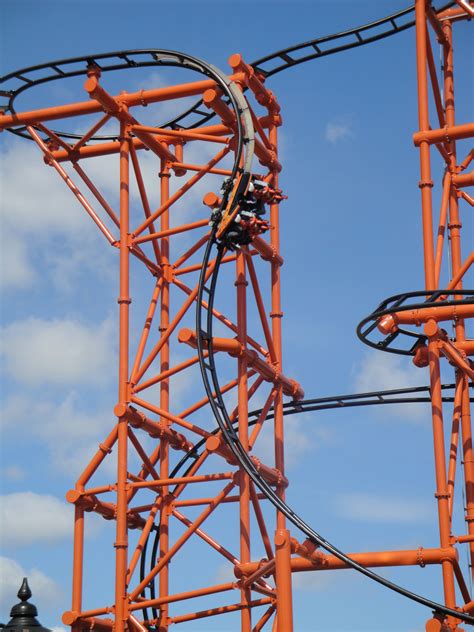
[[2, 5, 472, 631]]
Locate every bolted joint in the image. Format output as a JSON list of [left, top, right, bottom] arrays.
[[99, 442, 113, 455], [418, 179, 434, 189], [424, 319, 439, 339], [434, 491, 451, 500], [161, 263, 175, 283], [234, 278, 249, 287], [113, 539, 128, 549], [416, 546, 426, 568]]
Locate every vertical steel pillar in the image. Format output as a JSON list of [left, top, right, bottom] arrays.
[[71, 505, 84, 632], [236, 249, 252, 632], [268, 122, 294, 631], [415, 0, 457, 617], [442, 19, 474, 570], [115, 117, 131, 632], [159, 155, 171, 631]]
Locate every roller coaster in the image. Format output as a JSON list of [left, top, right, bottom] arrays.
[[1, 1, 473, 630]]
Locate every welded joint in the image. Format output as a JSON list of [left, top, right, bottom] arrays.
[[290, 537, 327, 566], [418, 178, 435, 189], [64, 489, 151, 529], [99, 442, 113, 455], [416, 547, 426, 568]]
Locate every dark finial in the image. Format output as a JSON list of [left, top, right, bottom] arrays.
[[2, 579, 51, 632], [18, 578, 32, 602]]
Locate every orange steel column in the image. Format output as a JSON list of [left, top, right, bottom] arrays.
[[415, 0, 457, 617], [443, 19, 474, 569], [114, 118, 131, 632], [426, 326, 457, 611], [71, 505, 84, 632], [268, 121, 294, 631], [415, 0, 436, 291], [461, 376, 474, 571], [159, 155, 171, 632], [236, 249, 252, 632]]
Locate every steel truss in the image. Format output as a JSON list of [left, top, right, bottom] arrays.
[[0, 1, 473, 630]]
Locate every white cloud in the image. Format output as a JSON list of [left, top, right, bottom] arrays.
[[0, 492, 71, 546], [351, 351, 429, 422], [292, 570, 334, 592], [0, 98, 228, 292], [0, 236, 36, 289], [3, 465, 26, 481], [325, 121, 353, 144], [0, 557, 61, 611], [1, 392, 114, 476], [0, 143, 88, 234], [1, 316, 115, 386], [214, 562, 236, 585], [0, 142, 117, 292], [252, 411, 329, 470], [333, 492, 434, 524]]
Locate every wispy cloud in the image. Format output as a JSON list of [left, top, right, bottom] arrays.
[[1, 315, 115, 387], [0, 492, 71, 546], [0, 142, 116, 292], [251, 411, 324, 470], [333, 492, 434, 524], [3, 465, 26, 481], [292, 570, 334, 592], [351, 351, 429, 423], [325, 120, 354, 144], [1, 392, 114, 476], [0, 556, 62, 610]]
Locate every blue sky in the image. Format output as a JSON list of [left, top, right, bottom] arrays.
[[1, 2, 473, 631]]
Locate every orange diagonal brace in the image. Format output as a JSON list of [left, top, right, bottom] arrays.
[[178, 328, 304, 399], [129, 481, 236, 600], [117, 405, 193, 452]]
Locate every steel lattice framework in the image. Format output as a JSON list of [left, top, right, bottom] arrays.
[[1, 1, 473, 630]]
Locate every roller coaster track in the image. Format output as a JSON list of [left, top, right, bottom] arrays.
[[196, 236, 474, 626], [126, 1, 474, 626], [141, 383, 474, 624], [187, 4, 473, 624], [0, 2, 455, 141], [3, 0, 472, 627]]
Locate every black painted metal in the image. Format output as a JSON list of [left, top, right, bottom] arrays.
[[142, 382, 473, 612], [0, 2, 454, 142], [357, 289, 474, 355], [195, 231, 474, 624], [1, 579, 52, 632], [3, 0, 471, 624]]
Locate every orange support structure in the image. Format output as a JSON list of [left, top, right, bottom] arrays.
[[0, 3, 473, 630]]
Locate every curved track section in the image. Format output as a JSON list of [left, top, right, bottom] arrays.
[[358, 290, 474, 355], [0, 1, 465, 627], [195, 234, 474, 625], [140, 383, 473, 624], [0, 2, 454, 141]]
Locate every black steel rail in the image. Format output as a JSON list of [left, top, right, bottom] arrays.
[[195, 234, 474, 625], [3, 0, 469, 626], [358, 289, 474, 355], [140, 381, 472, 626], [87, 48, 257, 626], [0, 2, 454, 141]]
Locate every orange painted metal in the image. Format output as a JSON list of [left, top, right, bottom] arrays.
[[1, 8, 472, 629], [235, 547, 458, 575]]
